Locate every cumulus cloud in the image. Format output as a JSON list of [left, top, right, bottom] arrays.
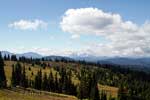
[[60, 8, 150, 57], [9, 19, 48, 30]]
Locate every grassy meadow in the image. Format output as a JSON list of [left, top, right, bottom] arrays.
[[2, 61, 118, 100]]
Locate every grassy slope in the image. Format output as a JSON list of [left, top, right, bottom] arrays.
[[98, 84, 118, 98], [4, 61, 118, 99], [0, 88, 77, 100], [4, 61, 58, 86]]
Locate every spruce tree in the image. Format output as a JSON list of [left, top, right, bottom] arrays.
[[48, 71, 54, 92], [101, 92, 107, 100], [54, 72, 59, 92], [15, 62, 22, 86], [11, 64, 16, 87], [90, 72, 100, 100], [4, 54, 7, 60], [0, 52, 6, 88], [11, 55, 17, 61], [42, 72, 48, 90], [90, 85, 100, 100], [7, 54, 10, 61], [21, 66, 28, 88], [34, 69, 42, 90]]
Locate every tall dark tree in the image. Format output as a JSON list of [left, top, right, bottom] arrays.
[[77, 68, 89, 99], [90, 85, 100, 100], [11, 64, 16, 87], [34, 69, 42, 90], [0, 52, 6, 88], [48, 71, 54, 92], [54, 72, 59, 92], [90, 73, 100, 100], [101, 92, 107, 100], [42, 72, 48, 90], [4, 54, 7, 60], [15, 62, 22, 86], [7, 54, 10, 61], [11, 55, 17, 61], [21, 66, 28, 88]]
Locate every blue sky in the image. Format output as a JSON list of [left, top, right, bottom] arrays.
[[0, 0, 150, 56]]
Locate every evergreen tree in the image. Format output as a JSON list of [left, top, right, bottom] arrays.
[[48, 71, 54, 92], [90, 85, 100, 100], [11, 55, 17, 61], [54, 72, 59, 92], [42, 72, 48, 90], [4, 54, 7, 60], [118, 84, 127, 100], [7, 54, 10, 61], [90, 72, 100, 100], [11, 64, 16, 87], [34, 69, 42, 90], [101, 92, 107, 100], [15, 62, 22, 86], [77, 68, 89, 99], [0, 52, 6, 88], [21, 66, 28, 88]]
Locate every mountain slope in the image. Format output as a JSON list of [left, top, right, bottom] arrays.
[[1, 51, 43, 58]]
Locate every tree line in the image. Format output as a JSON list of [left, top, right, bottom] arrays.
[[1, 52, 150, 100]]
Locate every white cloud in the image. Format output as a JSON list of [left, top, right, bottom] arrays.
[[60, 8, 138, 36], [9, 47, 75, 56], [60, 8, 150, 57], [9, 19, 48, 30]]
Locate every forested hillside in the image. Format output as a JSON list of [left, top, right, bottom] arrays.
[[0, 52, 150, 100]]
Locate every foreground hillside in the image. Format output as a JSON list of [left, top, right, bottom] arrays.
[[1, 53, 150, 100], [0, 88, 77, 100], [4, 61, 118, 99]]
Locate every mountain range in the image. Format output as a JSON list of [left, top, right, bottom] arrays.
[[1, 51, 150, 68], [1, 51, 42, 59]]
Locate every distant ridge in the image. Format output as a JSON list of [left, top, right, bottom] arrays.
[[1, 50, 150, 68], [43, 55, 74, 61], [1, 51, 43, 58]]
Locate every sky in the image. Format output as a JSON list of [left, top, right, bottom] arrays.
[[0, 0, 150, 57]]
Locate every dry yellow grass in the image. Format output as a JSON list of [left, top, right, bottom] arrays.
[[4, 61, 58, 86], [4, 61, 119, 99], [0, 89, 77, 100], [98, 84, 118, 98]]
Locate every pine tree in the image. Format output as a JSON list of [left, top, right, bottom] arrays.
[[42, 72, 48, 90], [54, 72, 59, 92], [118, 85, 128, 100], [11, 64, 16, 87], [90, 72, 100, 100], [4, 54, 7, 60], [7, 54, 10, 61], [48, 71, 54, 92], [0, 52, 6, 88], [21, 66, 28, 88], [77, 68, 89, 99], [15, 62, 22, 86], [11, 55, 17, 61], [101, 92, 107, 100], [90, 85, 100, 100], [34, 69, 42, 90]]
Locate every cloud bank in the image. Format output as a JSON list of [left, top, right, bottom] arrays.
[[60, 8, 150, 57], [9, 19, 47, 30]]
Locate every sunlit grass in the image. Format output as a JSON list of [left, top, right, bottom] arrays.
[[0, 89, 77, 100]]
